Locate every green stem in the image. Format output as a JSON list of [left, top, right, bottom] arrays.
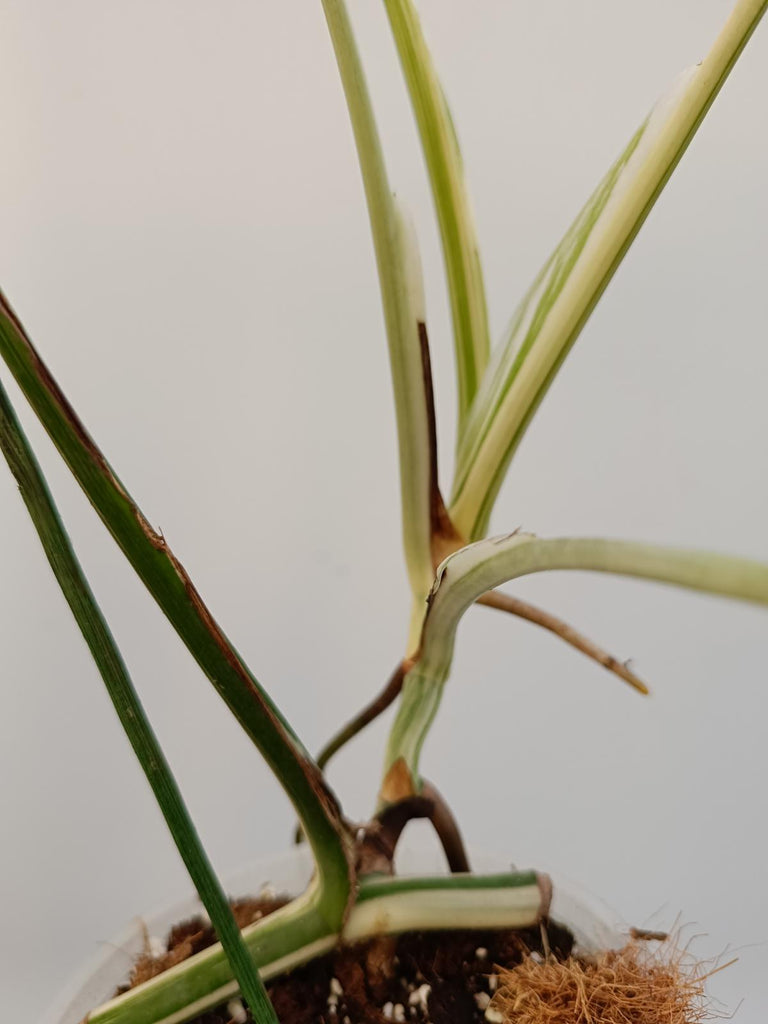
[[385, 531, 768, 789], [87, 870, 547, 1024], [0, 290, 353, 924], [0, 380, 276, 1024], [383, 0, 491, 433]]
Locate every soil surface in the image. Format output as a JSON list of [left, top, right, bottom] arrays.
[[124, 898, 574, 1024]]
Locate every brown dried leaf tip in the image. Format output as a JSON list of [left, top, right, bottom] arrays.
[[489, 940, 728, 1024]]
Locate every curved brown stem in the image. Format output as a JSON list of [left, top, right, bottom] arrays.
[[317, 661, 407, 771], [419, 779, 471, 873], [294, 661, 406, 844], [477, 589, 649, 695], [357, 795, 433, 874], [364, 777, 470, 874]]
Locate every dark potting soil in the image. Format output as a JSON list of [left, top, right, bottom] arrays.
[[124, 899, 574, 1024]]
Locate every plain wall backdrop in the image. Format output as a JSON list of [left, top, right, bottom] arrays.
[[1, 1, 767, 1018]]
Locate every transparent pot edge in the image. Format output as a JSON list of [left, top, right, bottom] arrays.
[[44, 843, 631, 1024]]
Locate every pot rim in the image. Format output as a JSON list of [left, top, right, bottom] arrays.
[[43, 843, 630, 1024]]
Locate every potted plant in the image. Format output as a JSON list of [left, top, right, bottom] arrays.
[[1, 1, 766, 1021]]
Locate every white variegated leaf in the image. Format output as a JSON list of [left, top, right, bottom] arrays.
[[451, 0, 767, 538], [384, 0, 491, 430]]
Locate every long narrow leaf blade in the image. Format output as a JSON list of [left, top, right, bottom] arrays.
[[0, 380, 277, 1024], [451, 0, 767, 538], [0, 290, 353, 922], [384, 0, 491, 430], [385, 531, 768, 789], [323, 0, 436, 602]]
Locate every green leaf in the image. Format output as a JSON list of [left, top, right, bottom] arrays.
[[322, 0, 436, 604], [0, 289, 354, 926], [385, 531, 768, 787], [0, 379, 276, 1024], [451, 0, 768, 539], [383, 0, 491, 432]]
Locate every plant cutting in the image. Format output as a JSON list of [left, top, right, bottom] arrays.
[[2, 1, 767, 1022]]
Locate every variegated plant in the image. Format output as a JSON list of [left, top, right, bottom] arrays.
[[1, 2, 765, 1023]]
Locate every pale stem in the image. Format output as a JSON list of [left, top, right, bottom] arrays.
[[384, 532, 768, 791]]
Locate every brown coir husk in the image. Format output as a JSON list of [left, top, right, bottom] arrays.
[[490, 941, 720, 1024], [124, 900, 716, 1024]]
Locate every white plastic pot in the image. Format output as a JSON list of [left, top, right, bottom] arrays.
[[44, 842, 628, 1024]]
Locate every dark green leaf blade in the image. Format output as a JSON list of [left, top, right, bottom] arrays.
[[0, 290, 353, 923], [0, 378, 277, 1024]]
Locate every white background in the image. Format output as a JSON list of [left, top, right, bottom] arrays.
[[1, 1, 767, 1018]]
